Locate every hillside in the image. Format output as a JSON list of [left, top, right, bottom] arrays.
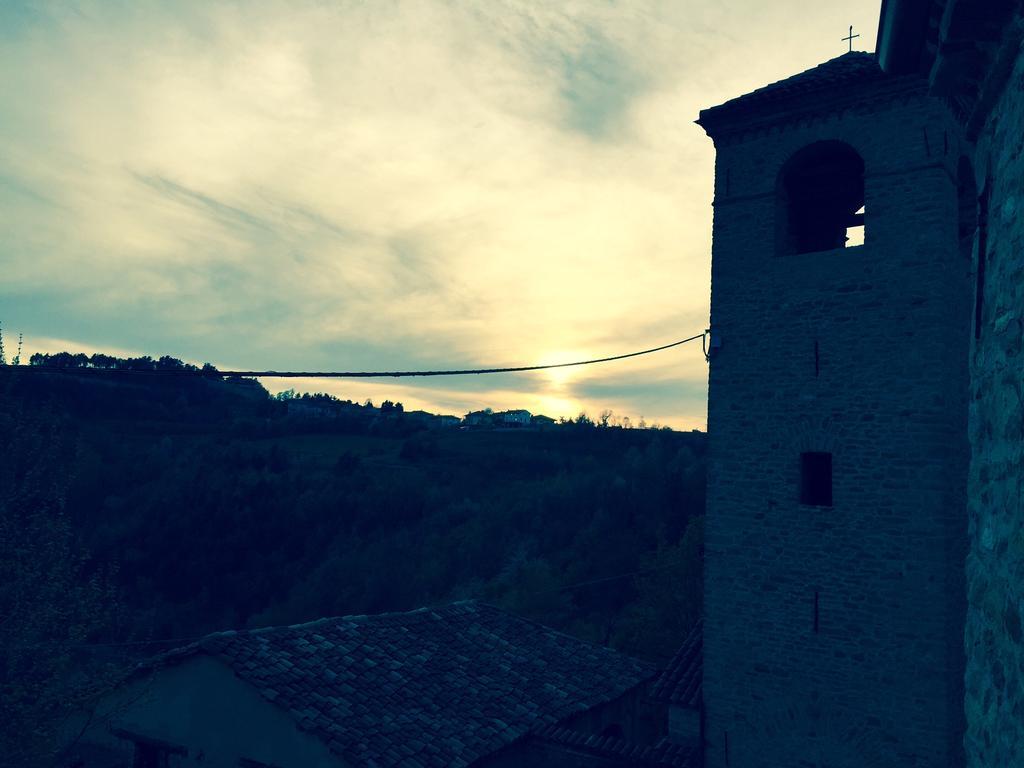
[[1, 363, 705, 663]]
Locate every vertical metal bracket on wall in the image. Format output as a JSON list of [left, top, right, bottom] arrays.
[[703, 328, 722, 362]]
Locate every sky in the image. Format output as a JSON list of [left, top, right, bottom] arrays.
[[0, 0, 880, 429]]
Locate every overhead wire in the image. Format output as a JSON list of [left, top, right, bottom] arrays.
[[13, 333, 707, 379], [4, 331, 707, 652]]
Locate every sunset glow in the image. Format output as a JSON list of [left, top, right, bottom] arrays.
[[1, 0, 880, 427]]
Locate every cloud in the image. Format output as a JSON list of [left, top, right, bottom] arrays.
[[133, 173, 275, 235], [0, 0, 881, 427]]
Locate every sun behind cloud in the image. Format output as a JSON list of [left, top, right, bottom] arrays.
[[0, 0, 880, 429]]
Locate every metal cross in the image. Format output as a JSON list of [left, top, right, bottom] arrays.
[[842, 25, 860, 52]]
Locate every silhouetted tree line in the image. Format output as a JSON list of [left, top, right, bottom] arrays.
[[3, 351, 706, 686], [29, 350, 219, 374]]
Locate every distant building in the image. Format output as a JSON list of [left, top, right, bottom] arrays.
[[404, 409, 436, 425], [463, 409, 493, 427], [499, 409, 531, 427], [285, 400, 337, 420], [67, 602, 695, 768], [407, 411, 461, 429], [531, 414, 557, 429]]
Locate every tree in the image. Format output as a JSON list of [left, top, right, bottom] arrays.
[[88, 353, 117, 369], [574, 411, 594, 428], [29, 351, 88, 369], [0, 387, 118, 766], [612, 515, 704, 660], [0, 322, 23, 366], [156, 355, 185, 371]]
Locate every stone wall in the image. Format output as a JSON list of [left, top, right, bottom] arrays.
[[963, 28, 1024, 767], [702, 82, 972, 767], [666, 705, 699, 747]]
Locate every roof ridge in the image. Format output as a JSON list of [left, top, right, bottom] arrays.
[[190, 600, 484, 641], [697, 50, 894, 135], [740, 50, 876, 94], [467, 602, 661, 673], [126, 603, 485, 677], [533, 724, 698, 767]]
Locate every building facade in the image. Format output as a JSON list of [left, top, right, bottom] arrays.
[[698, 52, 972, 766], [877, 2, 1024, 764]]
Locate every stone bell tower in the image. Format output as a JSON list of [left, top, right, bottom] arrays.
[[697, 52, 972, 767]]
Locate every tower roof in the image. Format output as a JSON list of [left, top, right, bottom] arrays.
[[697, 52, 889, 136]]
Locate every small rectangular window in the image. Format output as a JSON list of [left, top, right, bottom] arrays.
[[800, 452, 832, 506]]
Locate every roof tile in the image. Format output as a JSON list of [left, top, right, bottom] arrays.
[[651, 620, 702, 709], [698, 52, 887, 130], [144, 601, 655, 768]]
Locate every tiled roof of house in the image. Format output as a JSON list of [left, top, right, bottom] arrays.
[[533, 725, 699, 768], [698, 52, 887, 130], [145, 601, 657, 768], [651, 620, 702, 709]]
